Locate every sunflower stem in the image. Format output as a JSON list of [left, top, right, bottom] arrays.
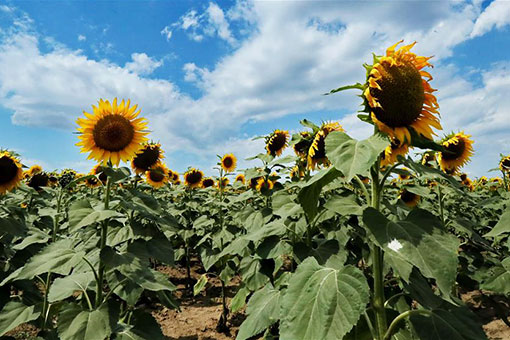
[[437, 183, 445, 225], [96, 175, 112, 307]]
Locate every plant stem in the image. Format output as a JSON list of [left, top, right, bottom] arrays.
[[96, 175, 112, 307], [370, 165, 387, 340], [437, 184, 445, 225], [383, 309, 432, 340], [353, 175, 371, 203]]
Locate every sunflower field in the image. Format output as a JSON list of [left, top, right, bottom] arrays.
[[1, 41, 510, 340]]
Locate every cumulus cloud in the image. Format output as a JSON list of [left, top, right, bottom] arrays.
[[160, 26, 172, 41], [125, 53, 163, 75], [471, 0, 510, 38]]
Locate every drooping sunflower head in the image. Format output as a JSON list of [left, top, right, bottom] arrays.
[[364, 41, 441, 144], [256, 177, 274, 192], [217, 177, 230, 190], [235, 174, 245, 184], [48, 174, 59, 187], [266, 130, 289, 157], [145, 163, 169, 189], [293, 131, 313, 159], [92, 164, 108, 184], [28, 165, 43, 176], [437, 132, 474, 174], [76, 98, 149, 166], [249, 176, 261, 189], [202, 177, 215, 188], [131, 142, 164, 175], [290, 165, 305, 180], [499, 155, 510, 172], [0, 151, 24, 195], [421, 152, 436, 167], [399, 189, 420, 208], [308, 122, 344, 170], [85, 175, 101, 188], [28, 172, 49, 191], [184, 168, 203, 188], [381, 138, 409, 168], [58, 169, 78, 188], [220, 153, 237, 173]]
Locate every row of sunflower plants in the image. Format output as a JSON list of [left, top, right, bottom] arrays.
[[0, 40, 509, 340]]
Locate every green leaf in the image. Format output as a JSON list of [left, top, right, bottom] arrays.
[[324, 195, 363, 216], [362, 208, 459, 295], [237, 284, 281, 340], [485, 209, 510, 237], [68, 200, 122, 232], [411, 309, 487, 340], [325, 131, 389, 182], [280, 257, 369, 340], [231, 287, 250, 313], [103, 166, 131, 183], [298, 167, 342, 220], [115, 311, 165, 340], [193, 274, 208, 296], [0, 216, 26, 237], [48, 272, 95, 303], [58, 303, 114, 340], [479, 258, 510, 295], [240, 257, 269, 291], [0, 302, 41, 336], [324, 83, 364, 95]]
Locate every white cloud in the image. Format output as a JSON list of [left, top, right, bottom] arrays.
[[78, 34, 86, 41], [125, 52, 163, 75], [471, 0, 510, 38], [160, 26, 172, 41]]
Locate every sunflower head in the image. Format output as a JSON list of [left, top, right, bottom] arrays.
[[421, 152, 436, 167], [76, 98, 149, 166], [364, 41, 441, 144], [85, 175, 101, 188], [184, 168, 204, 188], [202, 177, 215, 188], [400, 189, 420, 208], [266, 130, 289, 157], [28, 172, 49, 191], [28, 165, 43, 176], [168, 170, 180, 184], [256, 177, 274, 192], [131, 142, 164, 175], [48, 174, 59, 187], [249, 176, 261, 189], [92, 164, 108, 184], [235, 174, 245, 184], [0, 151, 24, 195], [477, 176, 488, 186], [381, 138, 409, 167], [500, 155, 510, 172], [437, 132, 474, 174], [308, 122, 344, 170], [146, 163, 169, 189], [293, 131, 313, 159], [220, 153, 237, 173], [217, 177, 230, 190]]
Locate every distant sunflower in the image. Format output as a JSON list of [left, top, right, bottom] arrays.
[[249, 176, 261, 189], [168, 170, 180, 184], [500, 155, 510, 172], [28, 165, 43, 176], [184, 168, 203, 188], [217, 177, 229, 189], [266, 130, 289, 157], [293, 131, 313, 159], [146, 163, 169, 189], [48, 175, 59, 187], [256, 177, 274, 191], [437, 132, 474, 173], [131, 142, 164, 174], [421, 152, 436, 167], [28, 172, 49, 191], [0, 152, 24, 195], [290, 166, 304, 180], [76, 98, 149, 166], [400, 189, 420, 207], [92, 164, 108, 184], [221, 154, 237, 173], [477, 176, 488, 186], [235, 174, 245, 184], [381, 139, 409, 167], [308, 122, 344, 170], [364, 41, 441, 144], [202, 177, 215, 188], [85, 175, 101, 188]]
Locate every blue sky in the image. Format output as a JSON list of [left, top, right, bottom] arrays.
[[0, 0, 509, 177]]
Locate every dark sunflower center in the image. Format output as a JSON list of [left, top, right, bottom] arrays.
[[149, 169, 165, 182], [186, 171, 202, 185], [29, 173, 49, 190], [0, 156, 18, 184], [93, 115, 135, 152], [87, 177, 98, 185], [502, 159, 510, 168], [310, 134, 326, 160], [133, 147, 160, 171], [250, 177, 260, 188], [203, 179, 214, 187], [442, 139, 465, 161], [223, 157, 233, 168], [370, 61, 425, 128], [294, 139, 312, 156], [401, 190, 417, 203], [268, 133, 286, 155]]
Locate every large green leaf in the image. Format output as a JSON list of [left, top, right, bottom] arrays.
[[362, 208, 459, 295], [68, 200, 122, 232], [280, 257, 369, 340], [325, 131, 389, 181], [58, 303, 115, 340], [0, 302, 41, 336], [298, 167, 342, 220], [114, 311, 165, 340], [479, 257, 510, 295], [484, 209, 510, 237], [236, 284, 281, 340], [324, 194, 363, 216], [48, 272, 95, 303]]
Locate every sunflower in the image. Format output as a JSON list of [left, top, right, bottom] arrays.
[[249, 176, 261, 189], [399, 189, 420, 207], [308, 122, 344, 170], [477, 176, 488, 186], [266, 130, 289, 157], [28, 165, 43, 176], [202, 177, 215, 188], [437, 132, 474, 173], [48, 174, 59, 187], [217, 177, 229, 189], [85, 175, 101, 188], [256, 177, 274, 192], [76, 98, 149, 166], [184, 168, 203, 188], [381, 138, 409, 167], [500, 155, 510, 172], [235, 174, 245, 184], [146, 163, 169, 189], [421, 152, 436, 167], [221, 154, 237, 173], [0, 152, 24, 195], [364, 41, 441, 144], [169, 170, 180, 184], [131, 142, 164, 174], [28, 172, 49, 191], [293, 131, 313, 159], [92, 164, 108, 185]]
